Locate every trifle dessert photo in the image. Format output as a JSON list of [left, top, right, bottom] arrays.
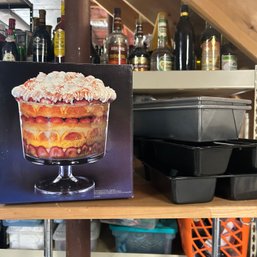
[[11, 71, 116, 195]]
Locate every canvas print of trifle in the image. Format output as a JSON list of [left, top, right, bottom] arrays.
[[0, 62, 133, 204]]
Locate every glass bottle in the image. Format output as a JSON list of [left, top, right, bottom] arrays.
[[89, 25, 100, 64], [2, 19, 19, 61], [33, 17, 40, 32], [100, 39, 108, 64], [46, 24, 54, 61], [90, 44, 100, 64], [107, 8, 128, 64], [0, 24, 6, 60], [9, 18, 16, 39], [26, 17, 39, 62], [174, 4, 195, 70], [15, 30, 26, 61], [150, 13, 172, 71], [149, 12, 172, 57], [53, 0, 65, 63], [32, 9, 52, 62], [200, 22, 221, 70], [221, 36, 237, 70], [194, 47, 201, 70], [128, 19, 150, 71]]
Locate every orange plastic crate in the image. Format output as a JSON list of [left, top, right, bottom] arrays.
[[178, 218, 250, 257]]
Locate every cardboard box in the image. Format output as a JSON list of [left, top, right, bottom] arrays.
[[0, 62, 133, 204]]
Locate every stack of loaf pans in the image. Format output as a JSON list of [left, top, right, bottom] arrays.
[[133, 97, 255, 204], [134, 96, 252, 142]]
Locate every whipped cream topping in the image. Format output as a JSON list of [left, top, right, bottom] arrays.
[[11, 71, 117, 104]]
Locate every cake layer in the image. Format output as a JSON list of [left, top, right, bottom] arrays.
[[23, 141, 105, 159], [22, 122, 107, 148], [19, 102, 109, 118]]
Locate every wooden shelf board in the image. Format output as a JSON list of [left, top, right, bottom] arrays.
[[0, 174, 257, 219], [0, 250, 185, 257]]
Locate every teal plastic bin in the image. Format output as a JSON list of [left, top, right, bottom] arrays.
[[110, 219, 177, 254]]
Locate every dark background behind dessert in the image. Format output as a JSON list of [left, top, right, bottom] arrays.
[[0, 61, 133, 204]]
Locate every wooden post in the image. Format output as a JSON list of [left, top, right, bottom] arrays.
[[65, 0, 91, 63], [66, 220, 91, 257], [64, 1, 91, 257]]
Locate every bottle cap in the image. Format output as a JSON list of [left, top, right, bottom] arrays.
[[39, 9, 46, 15], [39, 9, 46, 25], [9, 18, 16, 30], [181, 4, 189, 12]]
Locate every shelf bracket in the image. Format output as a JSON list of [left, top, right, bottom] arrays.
[[44, 219, 53, 257], [254, 65, 257, 139], [212, 218, 221, 257]]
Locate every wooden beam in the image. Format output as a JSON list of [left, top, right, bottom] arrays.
[[92, 0, 153, 34], [184, 0, 257, 62]]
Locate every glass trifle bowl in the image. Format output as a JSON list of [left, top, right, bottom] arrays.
[[12, 71, 116, 195]]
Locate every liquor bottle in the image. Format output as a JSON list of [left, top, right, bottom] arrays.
[[149, 12, 172, 56], [221, 36, 237, 70], [107, 8, 128, 64], [100, 39, 108, 64], [9, 18, 16, 39], [90, 43, 100, 64], [174, 4, 195, 70], [2, 19, 19, 61], [89, 25, 100, 64], [53, 0, 65, 63], [32, 9, 52, 62], [26, 17, 39, 62], [128, 19, 150, 71], [46, 25, 54, 61], [46, 25, 52, 38], [0, 24, 6, 60], [150, 12, 173, 71], [33, 17, 40, 32], [15, 30, 26, 61], [200, 22, 221, 70], [194, 47, 201, 70]]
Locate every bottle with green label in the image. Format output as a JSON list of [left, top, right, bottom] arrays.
[[150, 12, 172, 71], [221, 36, 237, 70]]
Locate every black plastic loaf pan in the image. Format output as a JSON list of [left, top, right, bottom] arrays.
[[133, 97, 251, 142], [145, 164, 216, 204], [134, 138, 233, 176], [225, 139, 257, 174], [216, 174, 257, 200]]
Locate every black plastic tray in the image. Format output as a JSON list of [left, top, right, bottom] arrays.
[[216, 174, 257, 200], [146, 164, 257, 203], [134, 138, 233, 176], [225, 139, 257, 173], [145, 164, 216, 204]]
